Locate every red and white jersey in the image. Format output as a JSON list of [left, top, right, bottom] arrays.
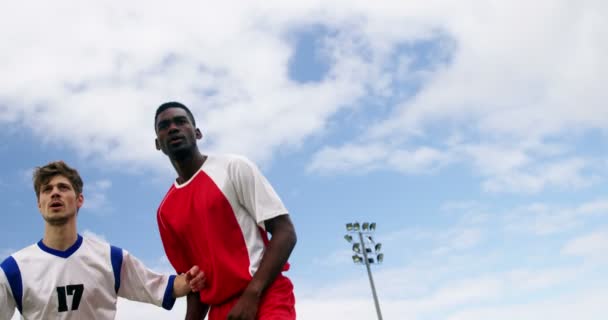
[[157, 154, 289, 305], [0, 235, 176, 320]]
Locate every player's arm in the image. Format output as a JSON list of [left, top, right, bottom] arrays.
[[231, 215, 296, 319], [116, 249, 203, 310], [229, 215, 296, 319], [185, 292, 210, 320], [0, 267, 17, 320], [227, 156, 297, 319], [252, 214, 296, 295]]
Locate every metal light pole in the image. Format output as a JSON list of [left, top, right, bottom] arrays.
[[345, 222, 384, 320]]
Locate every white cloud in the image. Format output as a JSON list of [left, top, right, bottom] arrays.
[[148, 255, 177, 275], [115, 298, 187, 319], [82, 179, 112, 212], [431, 228, 483, 255], [562, 229, 608, 263], [371, 0, 608, 139], [440, 201, 490, 225], [388, 147, 452, 174], [446, 288, 608, 320], [296, 263, 589, 320], [505, 199, 608, 235], [307, 143, 391, 174], [0, 0, 373, 170], [313, 1, 607, 191], [82, 229, 108, 242], [301, 204, 600, 318], [1, 1, 605, 193], [480, 157, 598, 193], [65, 284, 608, 320], [308, 144, 451, 174], [506, 267, 580, 292], [311, 248, 353, 267]]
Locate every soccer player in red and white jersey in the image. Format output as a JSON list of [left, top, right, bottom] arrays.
[[154, 102, 298, 320]]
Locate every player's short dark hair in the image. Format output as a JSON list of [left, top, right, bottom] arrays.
[[33, 161, 83, 199], [155, 102, 196, 129]]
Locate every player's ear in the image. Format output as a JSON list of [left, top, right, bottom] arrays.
[[76, 193, 84, 209], [195, 128, 203, 140], [155, 138, 161, 151]]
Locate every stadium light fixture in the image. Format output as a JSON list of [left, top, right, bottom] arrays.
[[375, 243, 382, 252], [343, 221, 384, 320]]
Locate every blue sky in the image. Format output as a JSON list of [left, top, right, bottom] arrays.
[[2, 1, 608, 319]]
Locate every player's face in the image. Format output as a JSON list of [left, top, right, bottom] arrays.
[[37, 175, 83, 226], [155, 107, 202, 159]]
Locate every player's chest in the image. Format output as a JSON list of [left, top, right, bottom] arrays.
[[21, 256, 115, 314], [161, 177, 240, 232]]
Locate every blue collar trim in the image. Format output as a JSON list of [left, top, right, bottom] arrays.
[[37, 234, 83, 258]]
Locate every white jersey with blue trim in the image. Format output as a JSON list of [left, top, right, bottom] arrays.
[[0, 235, 176, 320]]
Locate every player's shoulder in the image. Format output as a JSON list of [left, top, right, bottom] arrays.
[[4, 243, 39, 263], [1, 245, 32, 277], [203, 153, 255, 175], [81, 235, 132, 265], [81, 234, 123, 253], [209, 153, 250, 164], [211, 153, 256, 169]]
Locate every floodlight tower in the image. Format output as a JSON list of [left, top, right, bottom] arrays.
[[345, 221, 383, 320]]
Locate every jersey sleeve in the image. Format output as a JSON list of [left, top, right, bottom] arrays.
[[228, 155, 289, 226], [117, 249, 177, 310], [0, 268, 16, 320]]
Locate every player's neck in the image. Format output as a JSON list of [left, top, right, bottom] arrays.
[[43, 219, 79, 251], [173, 152, 207, 184]]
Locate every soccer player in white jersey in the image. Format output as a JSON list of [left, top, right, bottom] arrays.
[[0, 161, 205, 319]]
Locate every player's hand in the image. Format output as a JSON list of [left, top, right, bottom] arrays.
[[173, 274, 190, 297], [173, 266, 206, 297], [185, 265, 206, 292], [226, 290, 260, 320]]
